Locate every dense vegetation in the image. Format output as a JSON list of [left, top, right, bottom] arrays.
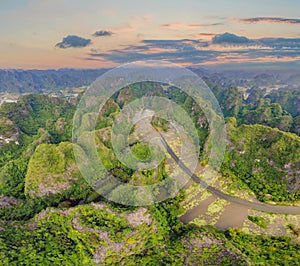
[[1, 200, 299, 265], [225, 228, 300, 265], [0, 83, 299, 265], [222, 121, 300, 202], [212, 85, 300, 136], [210, 84, 300, 202]]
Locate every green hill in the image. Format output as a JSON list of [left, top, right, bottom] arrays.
[[0, 201, 250, 265], [0, 88, 299, 265], [25, 142, 84, 198], [223, 120, 300, 202]]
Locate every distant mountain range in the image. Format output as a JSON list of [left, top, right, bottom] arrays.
[[0, 69, 109, 93], [0, 66, 299, 93]]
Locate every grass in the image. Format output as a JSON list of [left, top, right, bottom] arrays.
[[132, 143, 151, 161], [248, 215, 268, 229]]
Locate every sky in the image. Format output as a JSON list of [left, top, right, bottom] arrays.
[[0, 0, 300, 69]]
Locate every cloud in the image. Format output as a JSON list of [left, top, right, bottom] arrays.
[[193, 33, 216, 38], [93, 30, 113, 37], [55, 35, 91, 49], [142, 39, 208, 49], [160, 22, 223, 30], [212, 32, 251, 45], [160, 23, 202, 30], [88, 49, 219, 64], [86, 34, 300, 66], [240, 17, 300, 24], [259, 38, 300, 49], [88, 39, 216, 64]]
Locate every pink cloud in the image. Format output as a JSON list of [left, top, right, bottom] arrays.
[[160, 23, 202, 30], [193, 33, 216, 38]]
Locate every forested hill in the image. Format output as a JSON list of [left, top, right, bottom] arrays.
[[0, 87, 300, 265], [0, 69, 109, 93]]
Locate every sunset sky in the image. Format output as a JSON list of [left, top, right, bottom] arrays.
[[0, 0, 300, 69]]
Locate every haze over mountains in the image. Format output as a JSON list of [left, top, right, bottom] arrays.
[[0, 69, 109, 93], [0, 64, 299, 93]]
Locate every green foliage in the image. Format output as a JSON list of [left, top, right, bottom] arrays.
[[223, 123, 300, 202], [0, 117, 17, 137], [0, 133, 33, 168], [78, 206, 131, 241], [0, 157, 29, 198], [292, 116, 300, 135], [150, 193, 185, 237], [131, 143, 151, 161], [122, 225, 248, 265], [266, 89, 300, 117], [0, 212, 97, 265], [24, 141, 91, 201], [218, 86, 243, 118], [0, 86, 299, 265], [0, 203, 159, 265], [0, 129, 54, 199], [243, 99, 293, 132], [1, 94, 75, 142], [151, 116, 170, 132], [0, 198, 48, 221], [113, 82, 209, 153], [248, 215, 268, 228], [1, 202, 299, 266], [226, 228, 300, 265], [212, 86, 299, 135]]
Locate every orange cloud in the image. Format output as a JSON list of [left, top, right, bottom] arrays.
[[160, 23, 202, 30], [193, 33, 216, 38]]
